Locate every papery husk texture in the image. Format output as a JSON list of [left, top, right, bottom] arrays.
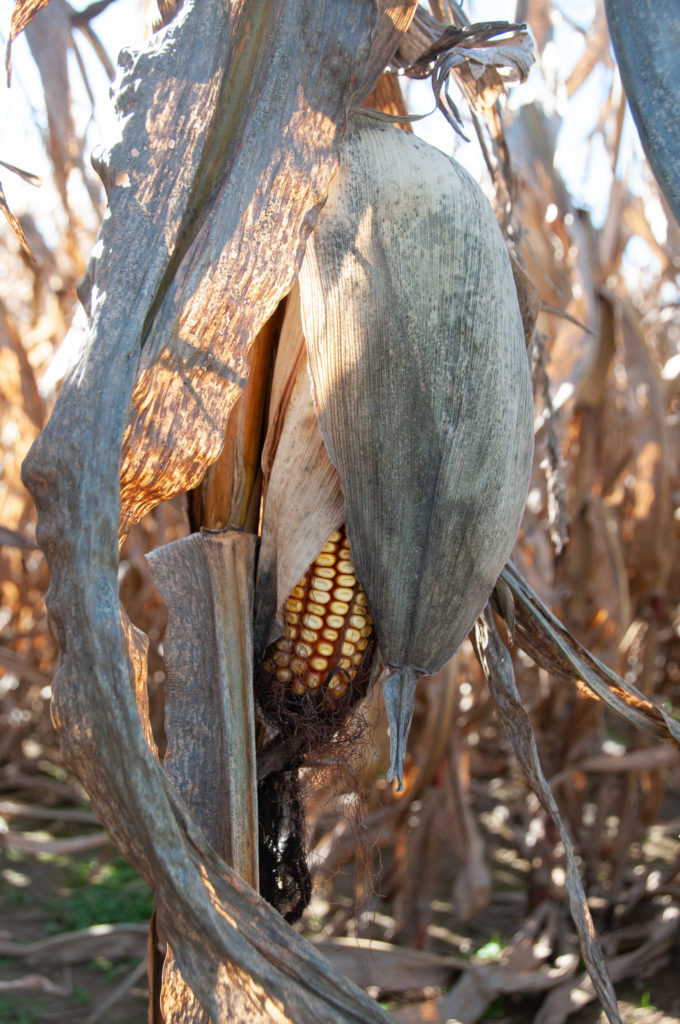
[[299, 117, 534, 674], [255, 284, 346, 658]]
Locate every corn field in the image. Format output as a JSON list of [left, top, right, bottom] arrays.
[[1, 1, 679, 1022]]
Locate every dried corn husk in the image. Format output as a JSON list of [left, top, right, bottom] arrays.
[[299, 116, 534, 784], [254, 284, 346, 660]]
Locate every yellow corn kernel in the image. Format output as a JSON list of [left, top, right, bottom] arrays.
[[262, 524, 374, 699], [326, 672, 348, 699]]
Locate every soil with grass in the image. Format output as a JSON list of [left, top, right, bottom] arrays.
[[2, 762, 678, 1024]]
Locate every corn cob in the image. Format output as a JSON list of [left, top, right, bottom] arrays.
[[262, 526, 373, 700]]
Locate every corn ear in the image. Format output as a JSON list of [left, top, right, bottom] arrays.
[[299, 116, 534, 784]]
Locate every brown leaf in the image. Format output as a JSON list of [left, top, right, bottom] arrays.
[[510, 252, 541, 350], [112, 0, 420, 537], [312, 937, 465, 993], [503, 561, 680, 746], [473, 606, 622, 1024], [0, 158, 41, 186], [189, 306, 281, 534], [5, 0, 51, 83], [2, 830, 110, 854], [535, 911, 679, 1024], [0, 182, 37, 263], [0, 974, 67, 995], [0, 924, 148, 966]]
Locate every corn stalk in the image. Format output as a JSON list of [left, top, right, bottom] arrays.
[[21, 2, 419, 1020]]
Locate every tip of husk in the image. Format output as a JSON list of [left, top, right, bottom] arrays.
[[383, 665, 418, 791]]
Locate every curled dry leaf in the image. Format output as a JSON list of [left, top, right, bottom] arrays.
[[299, 116, 534, 784], [393, 16, 535, 137]]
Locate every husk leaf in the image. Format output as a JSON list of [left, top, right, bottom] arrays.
[[254, 284, 345, 658], [299, 117, 533, 675]]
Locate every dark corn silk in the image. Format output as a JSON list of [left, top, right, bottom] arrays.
[[257, 527, 374, 923], [262, 526, 373, 701]]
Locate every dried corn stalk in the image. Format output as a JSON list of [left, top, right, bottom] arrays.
[[299, 116, 534, 784], [21, 2, 424, 1020]]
